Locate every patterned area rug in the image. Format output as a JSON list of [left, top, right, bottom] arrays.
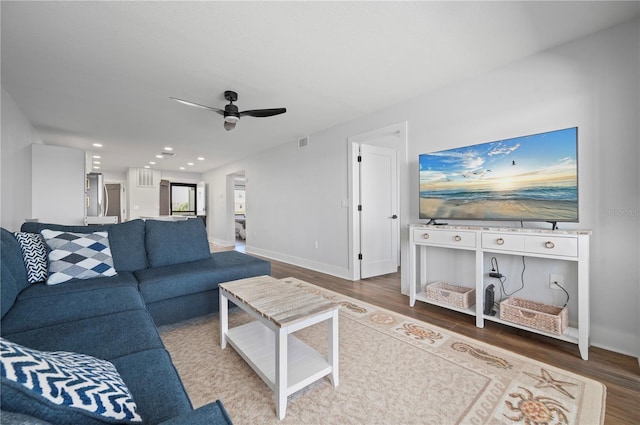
[[159, 278, 605, 425]]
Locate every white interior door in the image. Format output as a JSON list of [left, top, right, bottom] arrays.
[[359, 144, 399, 278]]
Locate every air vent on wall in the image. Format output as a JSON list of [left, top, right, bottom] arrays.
[[137, 168, 155, 187], [298, 137, 309, 148]]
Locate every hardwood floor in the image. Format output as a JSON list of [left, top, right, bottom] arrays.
[[214, 245, 639, 424], [212, 243, 640, 425]]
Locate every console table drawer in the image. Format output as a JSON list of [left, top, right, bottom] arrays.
[[413, 229, 476, 248], [482, 233, 525, 252], [525, 235, 578, 257]]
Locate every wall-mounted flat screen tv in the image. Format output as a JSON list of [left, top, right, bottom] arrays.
[[419, 127, 578, 223]]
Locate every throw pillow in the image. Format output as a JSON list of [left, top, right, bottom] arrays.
[[0, 337, 142, 423], [40, 230, 117, 285], [13, 232, 48, 284]]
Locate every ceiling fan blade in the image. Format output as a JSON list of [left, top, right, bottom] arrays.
[[239, 108, 287, 118], [224, 121, 237, 131], [170, 97, 224, 115]]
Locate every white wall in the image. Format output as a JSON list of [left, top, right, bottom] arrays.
[[1, 88, 39, 231], [204, 19, 639, 357], [31, 144, 85, 225]]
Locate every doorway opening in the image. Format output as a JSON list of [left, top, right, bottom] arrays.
[[232, 173, 247, 252], [104, 183, 122, 223]]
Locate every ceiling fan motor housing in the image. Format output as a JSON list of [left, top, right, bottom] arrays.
[[224, 103, 240, 122]]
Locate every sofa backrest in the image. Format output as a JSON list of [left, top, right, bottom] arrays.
[[144, 218, 211, 267], [1, 228, 28, 319], [21, 219, 148, 272]]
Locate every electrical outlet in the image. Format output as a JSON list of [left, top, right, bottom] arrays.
[[549, 274, 564, 291]]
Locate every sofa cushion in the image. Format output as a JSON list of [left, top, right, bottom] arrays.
[[1, 338, 142, 424], [144, 219, 210, 268], [0, 283, 145, 335], [2, 228, 29, 293], [41, 230, 117, 285], [110, 349, 192, 424], [13, 232, 49, 284], [21, 221, 148, 273], [135, 251, 271, 304], [2, 309, 164, 361], [16, 272, 138, 301]]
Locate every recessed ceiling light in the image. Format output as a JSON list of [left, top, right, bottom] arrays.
[[179, 167, 185, 170], [197, 157, 205, 161], [93, 161, 101, 165], [93, 155, 101, 159], [93, 143, 103, 148], [187, 162, 194, 166], [156, 155, 163, 159], [144, 165, 150, 169], [93, 166, 100, 170], [164, 147, 173, 151], [149, 161, 156, 165]]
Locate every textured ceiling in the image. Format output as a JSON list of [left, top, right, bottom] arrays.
[[2, 1, 638, 173]]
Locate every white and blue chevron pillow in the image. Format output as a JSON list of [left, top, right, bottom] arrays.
[[0, 338, 142, 423], [41, 230, 117, 285], [14, 232, 49, 284]]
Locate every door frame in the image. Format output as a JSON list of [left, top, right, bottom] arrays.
[[347, 121, 408, 281]]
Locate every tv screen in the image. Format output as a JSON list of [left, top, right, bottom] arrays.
[[419, 127, 578, 223]]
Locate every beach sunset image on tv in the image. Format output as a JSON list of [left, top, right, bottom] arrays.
[[419, 127, 578, 222]]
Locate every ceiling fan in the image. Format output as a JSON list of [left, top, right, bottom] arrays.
[[170, 90, 286, 131]]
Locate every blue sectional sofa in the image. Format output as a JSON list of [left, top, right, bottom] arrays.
[[1, 218, 271, 424]]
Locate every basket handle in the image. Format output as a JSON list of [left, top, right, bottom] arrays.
[[520, 311, 537, 319]]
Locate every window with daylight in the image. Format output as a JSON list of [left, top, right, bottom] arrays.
[[170, 183, 197, 215]]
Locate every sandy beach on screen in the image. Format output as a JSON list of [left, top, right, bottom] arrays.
[[419, 197, 577, 221]]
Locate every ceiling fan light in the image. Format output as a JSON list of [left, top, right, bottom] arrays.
[[224, 115, 240, 123]]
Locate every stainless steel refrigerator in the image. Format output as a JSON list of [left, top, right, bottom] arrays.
[[86, 172, 105, 217]]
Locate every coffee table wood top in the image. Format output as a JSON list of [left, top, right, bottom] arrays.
[[219, 276, 339, 327]]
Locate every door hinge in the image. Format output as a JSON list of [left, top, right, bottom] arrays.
[[358, 205, 362, 211], [357, 155, 362, 162], [358, 253, 363, 260]]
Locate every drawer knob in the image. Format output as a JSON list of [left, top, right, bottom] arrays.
[[423, 233, 430, 240], [545, 241, 555, 249], [454, 235, 462, 242], [496, 238, 505, 245]]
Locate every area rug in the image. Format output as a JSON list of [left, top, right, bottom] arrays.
[[159, 277, 605, 425]]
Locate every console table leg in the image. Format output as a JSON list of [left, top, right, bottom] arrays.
[[276, 328, 288, 420], [328, 310, 339, 387]]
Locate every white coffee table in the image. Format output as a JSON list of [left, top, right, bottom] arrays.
[[219, 276, 340, 419]]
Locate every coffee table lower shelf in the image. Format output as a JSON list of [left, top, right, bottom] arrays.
[[225, 321, 333, 395]]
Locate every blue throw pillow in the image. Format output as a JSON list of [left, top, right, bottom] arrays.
[[40, 230, 117, 285], [144, 219, 210, 267], [14, 232, 49, 283], [1, 338, 142, 423]]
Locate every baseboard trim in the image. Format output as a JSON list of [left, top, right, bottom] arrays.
[[211, 238, 235, 247], [246, 246, 353, 281]]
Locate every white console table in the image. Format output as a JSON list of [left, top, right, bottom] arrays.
[[409, 224, 591, 360]]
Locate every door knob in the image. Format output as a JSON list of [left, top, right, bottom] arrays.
[[390, 214, 398, 219]]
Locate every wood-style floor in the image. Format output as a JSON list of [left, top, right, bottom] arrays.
[[216, 244, 640, 424]]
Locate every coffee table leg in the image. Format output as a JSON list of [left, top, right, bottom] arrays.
[[329, 309, 339, 387], [220, 290, 228, 349], [276, 328, 288, 420]]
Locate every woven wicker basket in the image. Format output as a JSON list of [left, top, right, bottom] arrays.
[[499, 297, 568, 335], [425, 282, 475, 309]]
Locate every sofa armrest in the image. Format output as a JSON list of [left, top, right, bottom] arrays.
[[158, 400, 232, 425]]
